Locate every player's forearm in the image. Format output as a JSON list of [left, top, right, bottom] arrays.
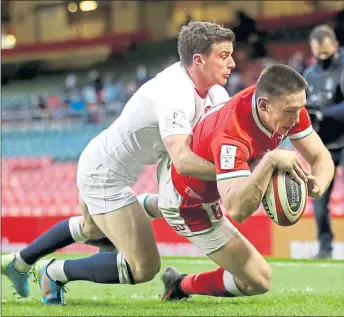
[[175, 149, 216, 181], [223, 154, 276, 222], [310, 150, 335, 196]]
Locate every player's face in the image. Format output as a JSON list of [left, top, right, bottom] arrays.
[[202, 41, 236, 86], [310, 37, 338, 60], [266, 90, 307, 135]]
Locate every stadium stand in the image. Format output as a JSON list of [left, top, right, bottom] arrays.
[[1, 7, 343, 260]]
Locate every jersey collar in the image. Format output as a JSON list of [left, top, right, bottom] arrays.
[[251, 93, 273, 138], [180, 63, 209, 98]]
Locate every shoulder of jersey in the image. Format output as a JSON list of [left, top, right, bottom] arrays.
[[154, 62, 193, 89], [210, 85, 230, 104], [156, 62, 188, 81]]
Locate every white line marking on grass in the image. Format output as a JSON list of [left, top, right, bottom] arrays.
[[279, 286, 314, 294], [168, 259, 344, 269], [271, 261, 344, 268], [130, 294, 158, 300]]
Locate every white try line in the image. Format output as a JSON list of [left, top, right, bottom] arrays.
[[168, 259, 344, 269]]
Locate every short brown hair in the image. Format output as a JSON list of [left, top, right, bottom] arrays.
[[256, 64, 308, 98], [309, 24, 337, 43], [178, 21, 235, 66]]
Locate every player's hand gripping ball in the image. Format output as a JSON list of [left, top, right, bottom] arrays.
[[262, 170, 308, 226]]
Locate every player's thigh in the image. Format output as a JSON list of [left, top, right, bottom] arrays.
[[77, 151, 160, 278], [78, 194, 105, 239], [208, 226, 272, 291], [91, 201, 161, 280], [79, 183, 161, 280]]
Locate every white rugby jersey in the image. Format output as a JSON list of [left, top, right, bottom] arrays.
[[93, 62, 230, 180]]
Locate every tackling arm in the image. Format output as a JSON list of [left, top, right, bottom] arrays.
[[163, 135, 216, 181]]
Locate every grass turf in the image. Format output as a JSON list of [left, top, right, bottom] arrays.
[[2, 255, 344, 316]]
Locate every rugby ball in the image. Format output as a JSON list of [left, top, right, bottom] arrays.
[[262, 170, 307, 226]]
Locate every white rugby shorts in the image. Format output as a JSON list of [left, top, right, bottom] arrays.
[[77, 138, 138, 215], [157, 156, 239, 255]]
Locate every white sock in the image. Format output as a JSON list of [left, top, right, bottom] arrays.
[[137, 193, 155, 220], [13, 252, 31, 273], [222, 270, 246, 296], [69, 216, 87, 242], [47, 260, 68, 284]]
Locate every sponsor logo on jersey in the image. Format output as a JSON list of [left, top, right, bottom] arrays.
[[220, 145, 237, 170], [169, 109, 187, 129], [185, 186, 203, 200], [123, 189, 135, 199]]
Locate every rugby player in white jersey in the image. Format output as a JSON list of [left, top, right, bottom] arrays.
[[2, 21, 235, 305]]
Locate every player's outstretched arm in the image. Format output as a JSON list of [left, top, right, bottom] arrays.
[[217, 150, 308, 223], [217, 153, 276, 223], [292, 131, 335, 198], [163, 134, 216, 181]]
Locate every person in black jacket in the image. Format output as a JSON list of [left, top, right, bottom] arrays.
[[303, 25, 344, 259]]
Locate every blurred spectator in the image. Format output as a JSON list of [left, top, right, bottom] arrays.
[[88, 69, 103, 102], [69, 90, 86, 112], [65, 73, 79, 92], [225, 68, 245, 96], [135, 65, 151, 88], [32, 95, 46, 110], [232, 11, 257, 43], [64, 73, 80, 105], [82, 84, 98, 106], [247, 33, 267, 60], [303, 24, 344, 259], [125, 80, 138, 100], [46, 95, 62, 109], [102, 73, 127, 104], [288, 51, 307, 74]]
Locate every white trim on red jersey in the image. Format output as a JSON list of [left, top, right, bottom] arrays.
[[251, 93, 274, 138], [288, 125, 313, 140], [216, 170, 251, 181]]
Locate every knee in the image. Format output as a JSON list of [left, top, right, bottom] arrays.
[[251, 265, 272, 295], [130, 258, 161, 283], [80, 217, 105, 240]]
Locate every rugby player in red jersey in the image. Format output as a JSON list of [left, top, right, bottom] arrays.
[[142, 64, 334, 300]]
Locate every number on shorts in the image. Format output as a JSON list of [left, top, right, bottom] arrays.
[[172, 224, 186, 232]]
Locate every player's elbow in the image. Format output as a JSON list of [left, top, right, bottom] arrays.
[[224, 198, 244, 223], [173, 158, 188, 176], [224, 197, 258, 223], [229, 209, 246, 223], [173, 152, 190, 176], [225, 205, 246, 223]]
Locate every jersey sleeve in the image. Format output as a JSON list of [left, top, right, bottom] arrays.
[[288, 107, 314, 140], [210, 132, 251, 182], [156, 85, 196, 140]]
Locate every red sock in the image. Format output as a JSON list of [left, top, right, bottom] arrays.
[[180, 267, 235, 297]]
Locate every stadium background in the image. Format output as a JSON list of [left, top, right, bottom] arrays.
[[2, 0, 344, 260]]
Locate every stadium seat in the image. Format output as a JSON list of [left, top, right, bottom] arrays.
[[2, 155, 343, 217], [2, 124, 108, 160]]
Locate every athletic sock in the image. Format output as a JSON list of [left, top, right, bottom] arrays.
[[15, 217, 86, 271], [180, 267, 247, 297], [63, 252, 134, 284]]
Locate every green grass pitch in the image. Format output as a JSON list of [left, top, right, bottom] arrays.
[[2, 255, 344, 316]]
